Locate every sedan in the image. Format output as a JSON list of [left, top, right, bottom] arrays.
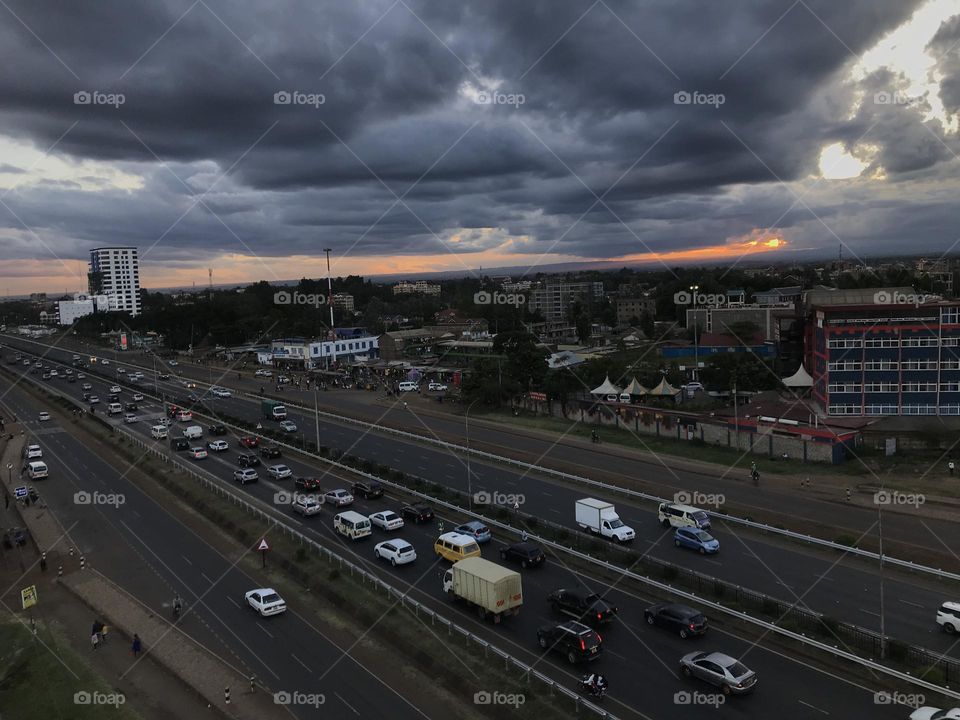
[[295, 477, 322, 492], [254, 368, 273, 377], [268, 464, 292, 480], [244, 588, 286, 617], [324, 489, 353, 507], [675, 527, 720, 554], [679, 651, 757, 695], [38, 411, 51, 422], [239, 436, 260, 449], [278, 420, 298, 433], [88, 396, 100, 404], [455, 520, 491, 544], [132, 394, 144, 402], [401, 503, 433, 523], [237, 453, 261, 468], [499, 541, 546, 568], [645, 603, 708, 638], [910, 708, 960, 720], [548, 588, 618, 625], [260, 445, 282, 459], [234, 468, 259, 484], [109, 385, 121, 394], [208, 424, 227, 436], [374, 539, 417, 566], [81, 383, 93, 391], [158, 373, 170, 380], [211, 387, 232, 398], [184, 381, 197, 389], [77, 373, 86, 379], [189, 447, 208, 460], [428, 382, 448, 391], [207, 440, 229, 452], [369, 510, 404, 531], [168, 360, 178, 367]]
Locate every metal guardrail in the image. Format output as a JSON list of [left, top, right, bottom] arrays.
[[250, 391, 960, 583], [113, 426, 614, 719]]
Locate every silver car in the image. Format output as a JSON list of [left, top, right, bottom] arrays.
[[679, 651, 757, 695]]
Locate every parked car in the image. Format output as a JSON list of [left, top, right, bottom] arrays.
[[244, 588, 286, 617], [499, 541, 546, 568], [255, 369, 273, 377], [909, 707, 960, 720], [292, 495, 322, 516], [190, 447, 208, 460], [234, 468, 259, 484], [38, 411, 50, 422], [937, 602, 960, 634], [428, 382, 448, 391], [132, 393, 144, 402], [267, 464, 292, 480], [239, 436, 260, 449], [124, 413, 138, 424], [324, 489, 354, 507], [207, 440, 229, 452], [260, 445, 282, 459], [679, 651, 757, 695], [536, 621, 603, 664], [81, 383, 93, 391], [674, 527, 720, 554], [455, 520, 491, 544], [237, 453, 261, 468], [548, 588, 618, 625], [352, 479, 384, 499], [644, 603, 708, 638], [401, 503, 433, 523], [109, 385, 121, 394], [295, 477, 323, 492], [278, 420, 297, 433], [374, 539, 417, 566], [208, 424, 227, 436], [369, 510, 404, 531]]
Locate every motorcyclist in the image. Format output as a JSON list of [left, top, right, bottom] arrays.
[[582, 672, 607, 695], [173, 594, 183, 616], [591, 429, 599, 443]]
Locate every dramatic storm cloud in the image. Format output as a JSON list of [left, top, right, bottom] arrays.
[[0, 0, 956, 291]]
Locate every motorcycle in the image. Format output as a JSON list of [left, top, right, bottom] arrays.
[[578, 676, 607, 699]]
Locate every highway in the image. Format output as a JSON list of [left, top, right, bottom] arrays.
[[5, 338, 958, 662], [1, 354, 950, 718]]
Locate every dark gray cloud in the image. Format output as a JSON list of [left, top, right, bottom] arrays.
[[0, 0, 957, 278]]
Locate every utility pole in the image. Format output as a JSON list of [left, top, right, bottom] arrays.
[[324, 248, 335, 370]]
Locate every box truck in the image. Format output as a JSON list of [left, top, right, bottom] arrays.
[[442, 556, 522, 623], [261, 399, 287, 420], [575, 498, 635, 543]]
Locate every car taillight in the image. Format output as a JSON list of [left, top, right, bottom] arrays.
[[597, 612, 603, 620], [690, 623, 695, 630], [580, 638, 586, 651], [596, 632, 602, 643]]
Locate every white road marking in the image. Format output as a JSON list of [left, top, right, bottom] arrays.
[[859, 609, 881, 617], [291, 653, 313, 673], [200, 572, 214, 584], [258, 625, 274, 639], [227, 597, 241, 609], [899, 599, 924, 609], [798, 700, 830, 715], [548, 508, 561, 515], [335, 692, 360, 715], [181, 555, 193, 566]]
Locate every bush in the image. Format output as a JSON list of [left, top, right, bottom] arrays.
[[662, 565, 678, 581], [295, 547, 308, 562], [328, 568, 340, 582], [834, 534, 857, 547], [318, 445, 329, 457]]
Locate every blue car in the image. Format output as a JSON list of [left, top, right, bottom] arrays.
[[675, 527, 719, 554], [455, 520, 492, 544]]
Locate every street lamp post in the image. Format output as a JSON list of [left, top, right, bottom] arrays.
[[689, 284, 700, 381], [465, 399, 480, 510]]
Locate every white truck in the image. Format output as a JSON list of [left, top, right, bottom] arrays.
[[575, 498, 635, 543], [442, 557, 522, 624]]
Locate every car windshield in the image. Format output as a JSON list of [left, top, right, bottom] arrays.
[[695, 531, 714, 542], [607, 518, 624, 529], [693, 511, 709, 523]]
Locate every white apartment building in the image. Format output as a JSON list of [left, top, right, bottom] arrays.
[[331, 292, 355, 312], [58, 293, 110, 325], [89, 247, 141, 316], [392, 280, 441, 296]]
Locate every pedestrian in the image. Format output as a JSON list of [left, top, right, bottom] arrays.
[[91, 632, 100, 650], [131, 633, 142, 657], [950, 460, 956, 476]]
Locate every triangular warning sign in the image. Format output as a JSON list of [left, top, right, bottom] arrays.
[[256, 422, 262, 430], [257, 538, 269, 551]]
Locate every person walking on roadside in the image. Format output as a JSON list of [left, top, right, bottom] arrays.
[[131, 634, 142, 657], [91, 631, 100, 650], [950, 460, 956, 477]]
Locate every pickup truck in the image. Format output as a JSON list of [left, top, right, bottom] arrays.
[[442, 557, 522, 624]]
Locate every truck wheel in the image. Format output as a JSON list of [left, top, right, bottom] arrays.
[[446, 589, 456, 601], [661, 519, 670, 528], [679, 628, 688, 639], [538, 636, 548, 649], [477, 606, 486, 620], [567, 651, 577, 665], [674, 539, 681, 547], [645, 615, 654, 625]]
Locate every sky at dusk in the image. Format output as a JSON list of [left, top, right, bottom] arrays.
[[1, 0, 959, 294]]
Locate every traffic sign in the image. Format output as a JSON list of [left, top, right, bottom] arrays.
[[256, 422, 262, 430], [21, 585, 37, 610], [14, 486, 27, 499], [257, 538, 269, 551]]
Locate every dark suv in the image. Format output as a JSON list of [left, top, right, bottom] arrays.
[[237, 453, 261, 468], [352, 479, 384, 500], [170, 438, 190, 451], [536, 621, 603, 664], [296, 477, 323, 492], [499, 541, 546, 568], [260, 445, 282, 459], [548, 588, 618, 625], [644, 603, 707, 638], [208, 424, 227, 436], [401, 503, 433, 523]]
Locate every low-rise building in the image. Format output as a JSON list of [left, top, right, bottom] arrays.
[[331, 292, 355, 312], [615, 297, 656, 328], [392, 280, 441, 296]]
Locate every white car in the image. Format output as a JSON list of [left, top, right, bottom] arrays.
[[428, 382, 448, 392], [38, 411, 50, 422], [109, 385, 121, 393], [234, 468, 258, 484], [124, 413, 138, 424], [116, 367, 126, 374], [244, 588, 286, 617], [25, 444, 42, 459], [278, 376, 291, 384], [211, 387, 232, 398], [374, 539, 417, 566], [190, 447, 208, 460], [268, 464, 292, 480], [168, 360, 178, 366], [324, 489, 354, 507], [910, 708, 960, 720], [278, 420, 297, 433], [937, 601, 960, 634], [81, 382, 92, 391], [77, 373, 86, 379], [156, 417, 173, 427], [132, 393, 144, 402], [49, 369, 59, 377], [370, 510, 404, 531], [101, 359, 109, 365], [88, 395, 100, 404], [255, 369, 273, 377], [292, 494, 322, 516], [207, 440, 229, 452], [176, 410, 192, 421]]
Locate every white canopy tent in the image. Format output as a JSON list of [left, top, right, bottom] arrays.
[[648, 377, 680, 396], [782, 364, 814, 388], [590, 376, 621, 396], [622, 377, 649, 396]]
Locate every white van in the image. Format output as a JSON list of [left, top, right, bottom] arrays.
[[658, 503, 711, 530], [151, 425, 169, 440], [26, 461, 48, 479], [333, 511, 372, 540], [107, 402, 123, 415], [182, 425, 203, 440], [398, 381, 419, 392]]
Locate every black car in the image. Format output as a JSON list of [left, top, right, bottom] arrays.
[[644, 603, 707, 639], [124, 403, 138, 411], [237, 453, 261, 468], [536, 621, 603, 664], [170, 438, 190, 451], [82, 392, 91, 401], [158, 373, 170, 380], [260, 445, 282, 459], [208, 424, 227, 436], [67, 376, 76, 383], [352, 479, 384, 500], [499, 541, 546, 569], [108, 394, 119, 402], [548, 588, 618, 625], [401, 503, 433, 523], [296, 477, 323, 492]]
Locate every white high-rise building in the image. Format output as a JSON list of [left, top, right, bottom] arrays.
[[89, 247, 141, 317]]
